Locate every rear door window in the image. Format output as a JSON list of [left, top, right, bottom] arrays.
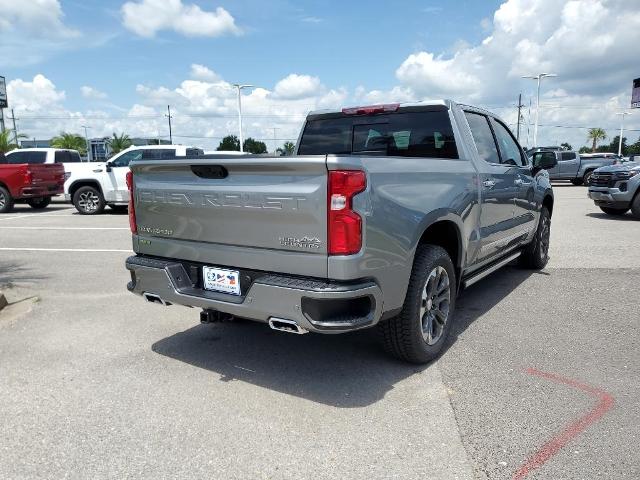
[[110, 150, 142, 168], [298, 110, 458, 158], [142, 149, 176, 160], [561, 152, 576, 160], [5, 151, 47, 164], [464, 112, 500, 164], [55, 151, 70, 163]]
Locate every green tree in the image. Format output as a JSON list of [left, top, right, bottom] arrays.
[[51, 132, 87, 155], [277, 141, 295, 156], [602, 135, 627, 155], [243, 137, 267, 154], [0, 130, 27, 154], [578, 146, 592, 154], [587, 128, 607, 152], [560, 142, 572, 151], [217, 135, 240, 151], [106, 132, 132, 154]]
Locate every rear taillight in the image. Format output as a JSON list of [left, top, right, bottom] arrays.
[[328, 170, 366, 255], [24, 170, 33, 184], [126, 170, 137, 234]]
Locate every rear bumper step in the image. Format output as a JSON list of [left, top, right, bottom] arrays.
[[126, 255, 383, 333]]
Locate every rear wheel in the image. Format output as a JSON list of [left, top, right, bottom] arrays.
[[599, 206, 629, 216], [583, 170, 594, 185], [0, 186, 14, 213], [379, 245, 456, 364], [73, 186, 105, 215], [571, 179, 583, 186], [27, 197, 51, 209], [520, 206, 551, 269]]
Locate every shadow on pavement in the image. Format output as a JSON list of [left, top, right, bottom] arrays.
[[586, 212, 638, 222], [0, 260, 48, 288], [152, 265, 537, 407]]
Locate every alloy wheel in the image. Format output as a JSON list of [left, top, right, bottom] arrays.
[[419, 266, 451, 346], [78, 191, 99, 213]]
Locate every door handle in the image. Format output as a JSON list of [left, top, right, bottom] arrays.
[[92, 168, 103, 173], [482, 180, 496, 189]]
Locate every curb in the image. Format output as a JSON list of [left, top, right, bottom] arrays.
[[0, 292, 7, 312]]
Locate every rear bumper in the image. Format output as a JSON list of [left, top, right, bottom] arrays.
[[18, 184, 63, 198], [125, 255, 383, 333]]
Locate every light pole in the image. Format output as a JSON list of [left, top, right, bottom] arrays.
[[232, 84, 254, 152], [616, 112, 631, 157], [522, 73, 557, 147], [81, 125, 91, 162]]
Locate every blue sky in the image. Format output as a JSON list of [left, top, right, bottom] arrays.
[[2, 0, 639, 150], [6, 0, 502, 112]]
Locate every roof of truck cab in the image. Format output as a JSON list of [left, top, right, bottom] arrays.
[[7, 148, 79, 153], [307, 99, 453, 117]]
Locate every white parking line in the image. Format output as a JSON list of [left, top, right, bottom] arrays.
[[0, 227, 129, 230], [0, 209, 76, 221], [0, 248, 131, 252]]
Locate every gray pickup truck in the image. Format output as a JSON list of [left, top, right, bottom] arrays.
[[588, 161, 640, 217], [535, 150, 616, 185], [125, 100, 555, 363]]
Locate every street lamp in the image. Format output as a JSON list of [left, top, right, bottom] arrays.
[[616, 112, 631, 157], [522, 73, 557, 147], [81, 125, 91, 162], [232, 84, 255, 152]]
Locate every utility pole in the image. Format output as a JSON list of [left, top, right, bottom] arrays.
[[272, 127, 278, 154], [616, 112, 631, 156], [81, 125, 91, 161], [522, 73, 557, 147], [0, 108, 5, 133], [165, 105, 173, 144], [516, 93, 524, 142], [9, 108, 18, 145]]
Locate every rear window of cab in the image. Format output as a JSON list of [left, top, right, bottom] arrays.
[[298, 110, 459, 159]]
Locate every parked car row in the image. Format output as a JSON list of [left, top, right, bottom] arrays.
[[527, 149, 617, 185]]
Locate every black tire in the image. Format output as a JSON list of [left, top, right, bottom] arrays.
[[571, 179, 583, 186], [109, 204, 128, 213], [0, 185, 14, 213], [520, 206, 551, 269], [599, 206, 629, 216], [27, 197, 51, 209], [379, 245, 456, 364], [583, 170, 594, 185], [631, 192, 640, 219], [73, 186, 105, 215]]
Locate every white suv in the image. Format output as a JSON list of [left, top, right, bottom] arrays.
[[66, 145, 203, 214]]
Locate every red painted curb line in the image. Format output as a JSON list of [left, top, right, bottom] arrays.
[[512, 368, 615, 480]]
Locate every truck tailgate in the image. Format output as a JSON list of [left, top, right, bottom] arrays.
[[30, 163, 65, 186], [130, 156, 329, 277]]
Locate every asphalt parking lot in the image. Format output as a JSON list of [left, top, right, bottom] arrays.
[[1, 186, 638, 480]]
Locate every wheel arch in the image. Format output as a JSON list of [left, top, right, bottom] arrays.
[[415, 216, 464, 287], [542, 193, 554, 217], [69, 180, 103, 199]]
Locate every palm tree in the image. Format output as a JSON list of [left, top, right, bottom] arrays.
[[587, 128, 607, 152], [51, 132, 87, 155], [0, 130, 27, 153], [106, 132, 132, 154]]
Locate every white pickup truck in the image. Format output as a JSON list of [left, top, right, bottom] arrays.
[[64, 145, 203, 214]]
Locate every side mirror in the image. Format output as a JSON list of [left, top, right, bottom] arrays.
[[105, 163, 112, 173], [532, 151, 557, 170]]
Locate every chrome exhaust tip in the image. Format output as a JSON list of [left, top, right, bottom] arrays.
[[142, 292, 170, 306], [268, 317, 308, 335]]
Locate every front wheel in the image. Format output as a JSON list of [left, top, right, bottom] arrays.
[[73, 186, 105, 215], [520, 206, 551, 269], [0, 186, 14, 213], [27, 197, 51, 209], [599, 206, 629, 216], [379, 245, 456, 364]]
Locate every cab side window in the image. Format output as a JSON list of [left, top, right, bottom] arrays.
[[110, 150, 142, 168], [491, 119, 526, 166], [464, 112, 500, 164]]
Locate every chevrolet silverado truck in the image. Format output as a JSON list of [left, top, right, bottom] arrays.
[[588, 161, 640, 218], [529, 149, 616, 185], [125, 100, 556, 363], [0, 151, 65, 213]]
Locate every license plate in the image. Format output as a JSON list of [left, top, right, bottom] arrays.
[[203, 266, 241, 295]]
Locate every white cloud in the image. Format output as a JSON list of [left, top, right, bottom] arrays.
[[7, 74, 66, 111], [121, 0, 241, 38], [80, 86, 108, 100], [189, 64, 220, 82], [273, 74, 323, 100], [0, 0, 78, 38]]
